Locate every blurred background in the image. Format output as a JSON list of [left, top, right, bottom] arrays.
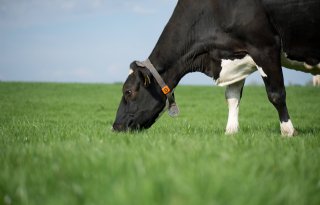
[[0, 0, 313, 85]]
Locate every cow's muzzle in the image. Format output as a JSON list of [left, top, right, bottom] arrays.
[[112, 120, 141, 132], [112, 123, 126, 132]]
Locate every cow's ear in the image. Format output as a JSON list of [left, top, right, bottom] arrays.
[[130, 61, 152, 87]]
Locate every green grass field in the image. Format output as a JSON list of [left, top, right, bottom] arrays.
[[1, 82, 320, 205]]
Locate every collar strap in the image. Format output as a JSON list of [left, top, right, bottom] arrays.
[[136, 59, 179, 117]]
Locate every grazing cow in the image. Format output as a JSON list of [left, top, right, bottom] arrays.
[[113, 0, 320, 136]]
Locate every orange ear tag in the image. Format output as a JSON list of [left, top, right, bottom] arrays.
[[162, 86, 171, 95]]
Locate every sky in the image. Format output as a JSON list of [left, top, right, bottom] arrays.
[[0, 0, 313, 85]]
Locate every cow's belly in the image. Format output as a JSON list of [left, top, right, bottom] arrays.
[[216, 55, 266, 86], [281, 52, 320, 75], [215, 52, 320, 86]]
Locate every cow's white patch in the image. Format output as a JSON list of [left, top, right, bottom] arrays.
[[217, 55, 266, 86], [280, 119, 295, 137], [128, 69, 134, 75], [256, 66, 268, 77], [304, 63, 313, 70]]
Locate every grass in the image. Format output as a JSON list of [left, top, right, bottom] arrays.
[[0, 82, 320, 205]]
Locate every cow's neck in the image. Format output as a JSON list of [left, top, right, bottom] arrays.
[[148, 54, 184, 91], [148, 53, 212, 91], [148, 2, 213, 91]]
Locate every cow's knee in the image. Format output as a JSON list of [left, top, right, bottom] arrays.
[[267, 90, 285, 106]]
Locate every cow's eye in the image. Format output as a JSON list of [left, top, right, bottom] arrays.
[[125, 90, 132, 96]]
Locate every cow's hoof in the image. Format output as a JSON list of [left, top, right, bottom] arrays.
[[281, 129, 298, 137], [280, 120, 296, 137], [225, 126, 239, 135]]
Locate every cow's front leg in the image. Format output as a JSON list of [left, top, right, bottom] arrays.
[[225, 79, 245, 134], [251, 46, 296, 137]]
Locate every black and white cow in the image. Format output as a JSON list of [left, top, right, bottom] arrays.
[[113, 0, 320, 137]]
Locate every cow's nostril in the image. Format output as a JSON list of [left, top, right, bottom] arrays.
[[112, 123, 124, 132], [127, 120, 134, 128]]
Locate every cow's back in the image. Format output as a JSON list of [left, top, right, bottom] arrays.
[[261, 0, 320, 65]]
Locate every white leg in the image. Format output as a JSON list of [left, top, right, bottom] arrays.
[[226, 98, 240, 134], [225, 80, 245, 135], [313, 75, 320, 87]]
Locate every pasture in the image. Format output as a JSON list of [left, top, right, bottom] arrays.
[[1, 82, 320, 205]]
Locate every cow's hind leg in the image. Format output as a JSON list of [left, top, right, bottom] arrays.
[[225, 79, 245, 135], [250, 46, 296, 137]]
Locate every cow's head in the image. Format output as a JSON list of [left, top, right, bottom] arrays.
[[112, 61, 169, 132]]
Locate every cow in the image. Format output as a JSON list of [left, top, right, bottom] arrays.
[[113, 0, 320, 137]]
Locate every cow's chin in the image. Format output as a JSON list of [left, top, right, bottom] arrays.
[[112, 121, 143, 132], [113, 111, 160, 132], [130, 112, 160, 131]]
